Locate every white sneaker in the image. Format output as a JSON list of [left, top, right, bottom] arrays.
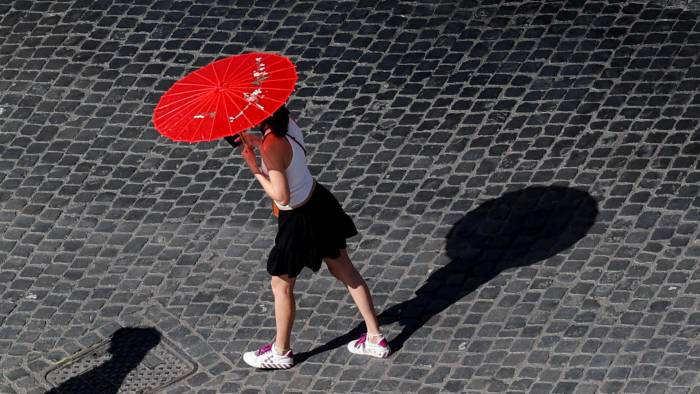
[[347, 332, 391, 358], [243, 343, 294, 369]]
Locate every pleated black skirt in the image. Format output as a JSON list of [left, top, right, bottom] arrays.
[[266, 181, 358, 278]]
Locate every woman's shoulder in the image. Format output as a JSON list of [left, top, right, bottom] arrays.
[[262, 133, 290, 155], [261, 133, 292, 169]]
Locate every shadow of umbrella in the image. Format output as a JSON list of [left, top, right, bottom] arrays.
[[294, 185, 598, 362], [46, 327, 161, 394]]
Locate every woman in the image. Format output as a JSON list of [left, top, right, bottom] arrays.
[[237, 106, 390, 369]]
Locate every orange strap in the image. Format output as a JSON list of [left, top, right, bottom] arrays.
[[272, 200, 279, 217]]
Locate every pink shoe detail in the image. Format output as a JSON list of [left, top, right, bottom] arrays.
[[256, 343, 273, 356], [243, 342, 294, 369], [348, 332, 391, 358], [355, 333, 367, 348]]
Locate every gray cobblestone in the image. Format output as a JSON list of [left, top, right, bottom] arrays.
[[1, 0, 700, 392]]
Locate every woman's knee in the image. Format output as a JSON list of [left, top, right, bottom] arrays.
[[326, 251, 362, 285], [271, 275, 295, 297]]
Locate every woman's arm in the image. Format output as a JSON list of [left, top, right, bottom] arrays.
[[241, 143, 290, 205]]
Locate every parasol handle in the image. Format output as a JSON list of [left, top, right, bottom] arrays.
[[239, 132, 255, 150], [223, 135, 241, 148], [223, 132, 255, 150]]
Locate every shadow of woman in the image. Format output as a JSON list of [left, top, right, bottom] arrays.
[[46, 327, 161, 394], [294, 185, 598, 363]]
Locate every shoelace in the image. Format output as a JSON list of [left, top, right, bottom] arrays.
[[354, 333, 367, 348], [355, 333, 385, 348], [256, 343, 273, 356]]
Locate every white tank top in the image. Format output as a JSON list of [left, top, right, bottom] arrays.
[[260, 118, 314, 210]]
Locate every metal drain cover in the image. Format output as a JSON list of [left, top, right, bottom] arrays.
[[45, 327, 196, 394]]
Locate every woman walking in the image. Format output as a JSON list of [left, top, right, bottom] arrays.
[[237, 106, 390, 369]]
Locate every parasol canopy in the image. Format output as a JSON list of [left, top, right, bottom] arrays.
[[152, 52, 297, 143]]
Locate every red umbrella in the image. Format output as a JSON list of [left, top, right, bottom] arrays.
[[152, 52, 297, 143]]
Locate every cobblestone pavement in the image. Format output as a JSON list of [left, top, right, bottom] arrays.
[[0, 0, 699, 393]]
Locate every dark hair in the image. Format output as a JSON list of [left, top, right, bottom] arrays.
[[259, 105, 289, 137]]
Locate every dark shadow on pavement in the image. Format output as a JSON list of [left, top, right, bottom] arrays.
[[45, 327, 161, 394], [294, 185, 598, 363]]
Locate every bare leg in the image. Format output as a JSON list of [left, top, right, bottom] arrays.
[[325, 248, 383, 344], [270, 274, 296, 352]]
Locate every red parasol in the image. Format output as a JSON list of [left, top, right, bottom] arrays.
[[152, 52, 297, 143]]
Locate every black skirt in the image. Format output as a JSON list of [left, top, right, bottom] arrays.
[[266, 181, 358, 278]]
